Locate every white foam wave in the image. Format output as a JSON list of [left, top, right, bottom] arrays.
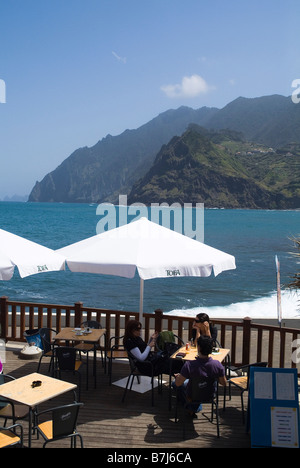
[[166, 290, 300, 320]]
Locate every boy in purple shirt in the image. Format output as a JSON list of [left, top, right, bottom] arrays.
[[174, 336, 226, 416]]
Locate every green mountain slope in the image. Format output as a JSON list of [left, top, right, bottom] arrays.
[[128, 128, 300, 209]]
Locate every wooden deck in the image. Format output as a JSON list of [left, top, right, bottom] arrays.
[[2, 345, 251, 449]]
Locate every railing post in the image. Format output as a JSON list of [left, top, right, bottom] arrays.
[[0, 296, 8, 341], [242, 317, 252, 365], [154, 308, 163, 333], [74, 301, 83, 328]]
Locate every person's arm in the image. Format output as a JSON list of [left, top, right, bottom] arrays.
[[130, 345, 151, 361], [130, 335, 156, 362], [174, 362, 189, 387], [201, 321, 212, 337], [219, 375, 227, 386], [174, 373, 187, 387]]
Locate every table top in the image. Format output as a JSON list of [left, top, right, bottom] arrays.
[[0, 372, 77, 407], [171, 346, 230, 363], [54, 327, 106, 343]]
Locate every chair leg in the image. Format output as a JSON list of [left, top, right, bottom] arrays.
[[214, 401, 220, 438], [151, 380, 154, 406], [241, 393, 245, 424], [122, 373, 133, 403], [182, 405, 186, 440], [37, 356, 42, 373], [77, 372, 82, 402], [108, 358, 112, 385], [130, 375, 136, 391]]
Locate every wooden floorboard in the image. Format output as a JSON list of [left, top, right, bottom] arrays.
[[2, 346, 251, 449]]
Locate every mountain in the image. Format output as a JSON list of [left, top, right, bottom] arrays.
[[28, 94, 300, 205], [206, 94, 300, 148], [1, 194, 29, 202], [28, 106, 217, 203], [128, 127, 300, 209]]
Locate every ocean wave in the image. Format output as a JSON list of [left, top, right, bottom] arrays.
[[166, 290, 300, 319]]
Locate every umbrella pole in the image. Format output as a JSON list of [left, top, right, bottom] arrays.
[[139, 278, 144, 325]]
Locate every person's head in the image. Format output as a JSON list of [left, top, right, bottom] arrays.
[[194, 313, 210, 325], [124, 320, 142, 341], [197, 335, 214, 356]]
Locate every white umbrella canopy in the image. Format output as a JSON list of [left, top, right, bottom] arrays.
[[0, 228, 66, 280], [57, 217, 236, 320]]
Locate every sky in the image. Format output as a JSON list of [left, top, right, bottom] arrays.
[[0, 0, 299, 199]]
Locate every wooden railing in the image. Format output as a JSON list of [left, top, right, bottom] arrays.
[[1, 296, 300, 374]]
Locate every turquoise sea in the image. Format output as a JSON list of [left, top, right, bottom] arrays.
[[0, 202, 300, 320]]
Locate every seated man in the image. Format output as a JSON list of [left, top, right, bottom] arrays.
[[173, 335, 226, 416]]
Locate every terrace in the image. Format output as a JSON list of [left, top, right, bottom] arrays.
[[1, 297, 300, 449]]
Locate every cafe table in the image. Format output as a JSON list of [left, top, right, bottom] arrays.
[[171, 346, 230, 363], [54, 327, 106, 388], [0, 372, 77, 447], [168, 346, 231, 409]]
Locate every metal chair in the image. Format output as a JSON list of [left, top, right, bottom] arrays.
[[54, 347, 85, 401], [107, 335, 128, 385], [175, 376, 220, 438], [156, 331, 184, 356], [37, 328, 58, 375], [75, 320, 107, 375], [122, 353, 163, 406], [34, 403, 84, 448], [0, 423, 23, 448], [223, 361, 268, 423]]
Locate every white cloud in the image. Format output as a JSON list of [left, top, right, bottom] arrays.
[[112, 51, 127, 64], [161, 74, 213, 98]]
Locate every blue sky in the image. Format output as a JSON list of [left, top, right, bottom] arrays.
[[0, 0, 299, 198]]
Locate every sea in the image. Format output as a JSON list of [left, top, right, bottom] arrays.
[[0, 201, 300, 323]]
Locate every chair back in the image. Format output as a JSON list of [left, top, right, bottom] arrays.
[[0, 374, 14, 409], [110, 335, 125, 349], [127, 352, 138, 373], [156, 331, 175, 350], [55, 347, 77, 371], [246, 361, 268, 389], [156, 331, 180, 356], [39, 328, 56, 354], [81, 321, 102, 329], [52, 403, 83, 439], [190, 376, 217, 404]]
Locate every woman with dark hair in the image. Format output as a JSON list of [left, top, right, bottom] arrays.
[[191, 313, 218, 346], [123, 320, 182, 375], [123, 320, 158, 363]]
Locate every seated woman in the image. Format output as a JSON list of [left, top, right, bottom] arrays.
[[191, 313, 218, 346], [123, 320, 182, 376], [124, 320, 157, 361]]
